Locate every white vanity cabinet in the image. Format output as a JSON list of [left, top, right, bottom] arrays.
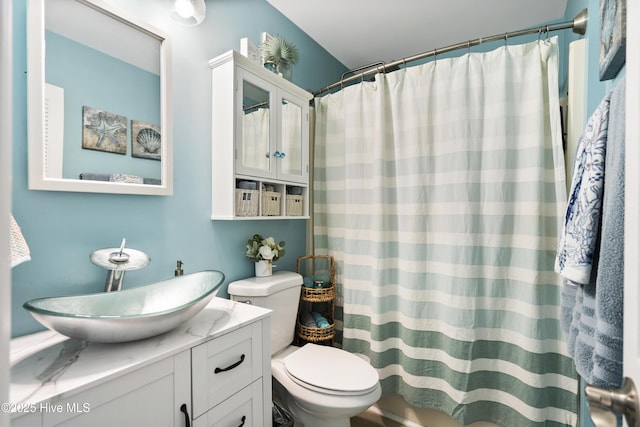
[[210, 50, 313, 220], [10, 299, 272, 427], [37, 351, 191, 427]]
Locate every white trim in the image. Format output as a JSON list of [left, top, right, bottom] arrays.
[[0, 0, 12, 425]]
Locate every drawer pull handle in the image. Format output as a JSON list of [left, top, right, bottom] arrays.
[[180, 403, 191, 427], [214, 354, 246, 373], [238, 415, 246, 427]]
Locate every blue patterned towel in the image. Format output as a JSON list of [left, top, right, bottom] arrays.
[[555, 94, 611, 285]]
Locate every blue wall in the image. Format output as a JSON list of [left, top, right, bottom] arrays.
[[11, 0, 347, 337]]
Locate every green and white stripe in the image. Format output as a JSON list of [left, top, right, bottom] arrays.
[[313, 38, 577, 426]]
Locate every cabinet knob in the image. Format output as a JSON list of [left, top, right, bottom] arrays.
[[273, 151, 286, 158]]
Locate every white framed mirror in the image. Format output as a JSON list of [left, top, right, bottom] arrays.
[[27, 0, 173, 195]]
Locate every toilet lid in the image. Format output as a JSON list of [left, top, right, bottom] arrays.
[[283, 344, 379, 394]]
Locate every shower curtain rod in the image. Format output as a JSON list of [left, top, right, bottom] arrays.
[[312, 8, 588, 97]]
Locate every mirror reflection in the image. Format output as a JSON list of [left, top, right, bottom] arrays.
[[280, 98, 302, 176], [241, 80, 271, 172], [28, 0, 172, 195]]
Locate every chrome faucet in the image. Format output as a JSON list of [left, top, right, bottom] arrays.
[[90, 238, 151, 291]]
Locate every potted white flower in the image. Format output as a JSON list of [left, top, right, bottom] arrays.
[[246, 234, 286, 277]]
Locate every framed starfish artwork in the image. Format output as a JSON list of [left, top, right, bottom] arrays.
[[82, 106, 127, 154]]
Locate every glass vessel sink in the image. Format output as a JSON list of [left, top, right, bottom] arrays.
[[23, 271, 225, 343]]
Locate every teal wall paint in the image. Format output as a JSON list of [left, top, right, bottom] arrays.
[[11, 0, 347, 337]]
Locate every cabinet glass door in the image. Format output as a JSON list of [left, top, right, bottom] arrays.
[[236, 73, 275, 178], [278, 95, 308, 184]]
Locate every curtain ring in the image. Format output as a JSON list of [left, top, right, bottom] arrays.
[[504, 32, 508, 47], [433, 48, 438, 64], [360, 72, 365, 83], [538, 28, 542, 41], [467, 40, 471, 54], [546, 25, 550, 42]]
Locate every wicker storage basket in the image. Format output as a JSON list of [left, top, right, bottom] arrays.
[[296, 321, 335, 343], [300, 285, 335, 302], [296, 255, 336, 343], [261, 191, 281, 216], [285, 194, 304, 216], [235, 189, 259, 216]]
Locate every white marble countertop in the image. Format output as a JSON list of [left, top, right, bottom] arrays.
[[9, 297, 270, 416]]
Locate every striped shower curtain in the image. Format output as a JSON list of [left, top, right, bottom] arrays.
[[313, 38, 578, 426]]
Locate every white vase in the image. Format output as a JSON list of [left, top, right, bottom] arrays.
[[255, 260, 272, 277]]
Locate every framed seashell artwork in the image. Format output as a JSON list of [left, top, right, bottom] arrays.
[[131, 120, 161, 160]]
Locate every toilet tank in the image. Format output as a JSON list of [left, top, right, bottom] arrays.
[[228, 271, 302, 355]]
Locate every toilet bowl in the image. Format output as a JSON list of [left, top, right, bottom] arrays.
[[272, 344, 382, 427], [227, 271, 381, 427]]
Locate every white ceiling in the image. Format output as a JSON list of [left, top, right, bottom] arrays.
[[267, 0, 569, 70]]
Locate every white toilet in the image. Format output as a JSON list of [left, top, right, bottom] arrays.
[[228, 271, 381, 427]]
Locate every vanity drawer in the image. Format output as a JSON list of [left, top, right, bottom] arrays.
[[193, 379, 263, 427], [192, 322, 263, 419]]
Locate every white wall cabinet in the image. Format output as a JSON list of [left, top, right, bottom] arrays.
[[210, 50, 313, 220], [10, 299, 272, 427]]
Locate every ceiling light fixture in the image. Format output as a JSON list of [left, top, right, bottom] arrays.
[[172, 0, 206, 26]]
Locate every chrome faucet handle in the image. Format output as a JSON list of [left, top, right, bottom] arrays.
[[108, 238, 130, 263]]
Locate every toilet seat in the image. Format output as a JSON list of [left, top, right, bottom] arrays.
[[283, 344, 379, 396]]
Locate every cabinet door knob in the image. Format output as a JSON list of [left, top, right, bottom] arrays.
[[179, 403, 191, 427], [214, 353, 246, 373]]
